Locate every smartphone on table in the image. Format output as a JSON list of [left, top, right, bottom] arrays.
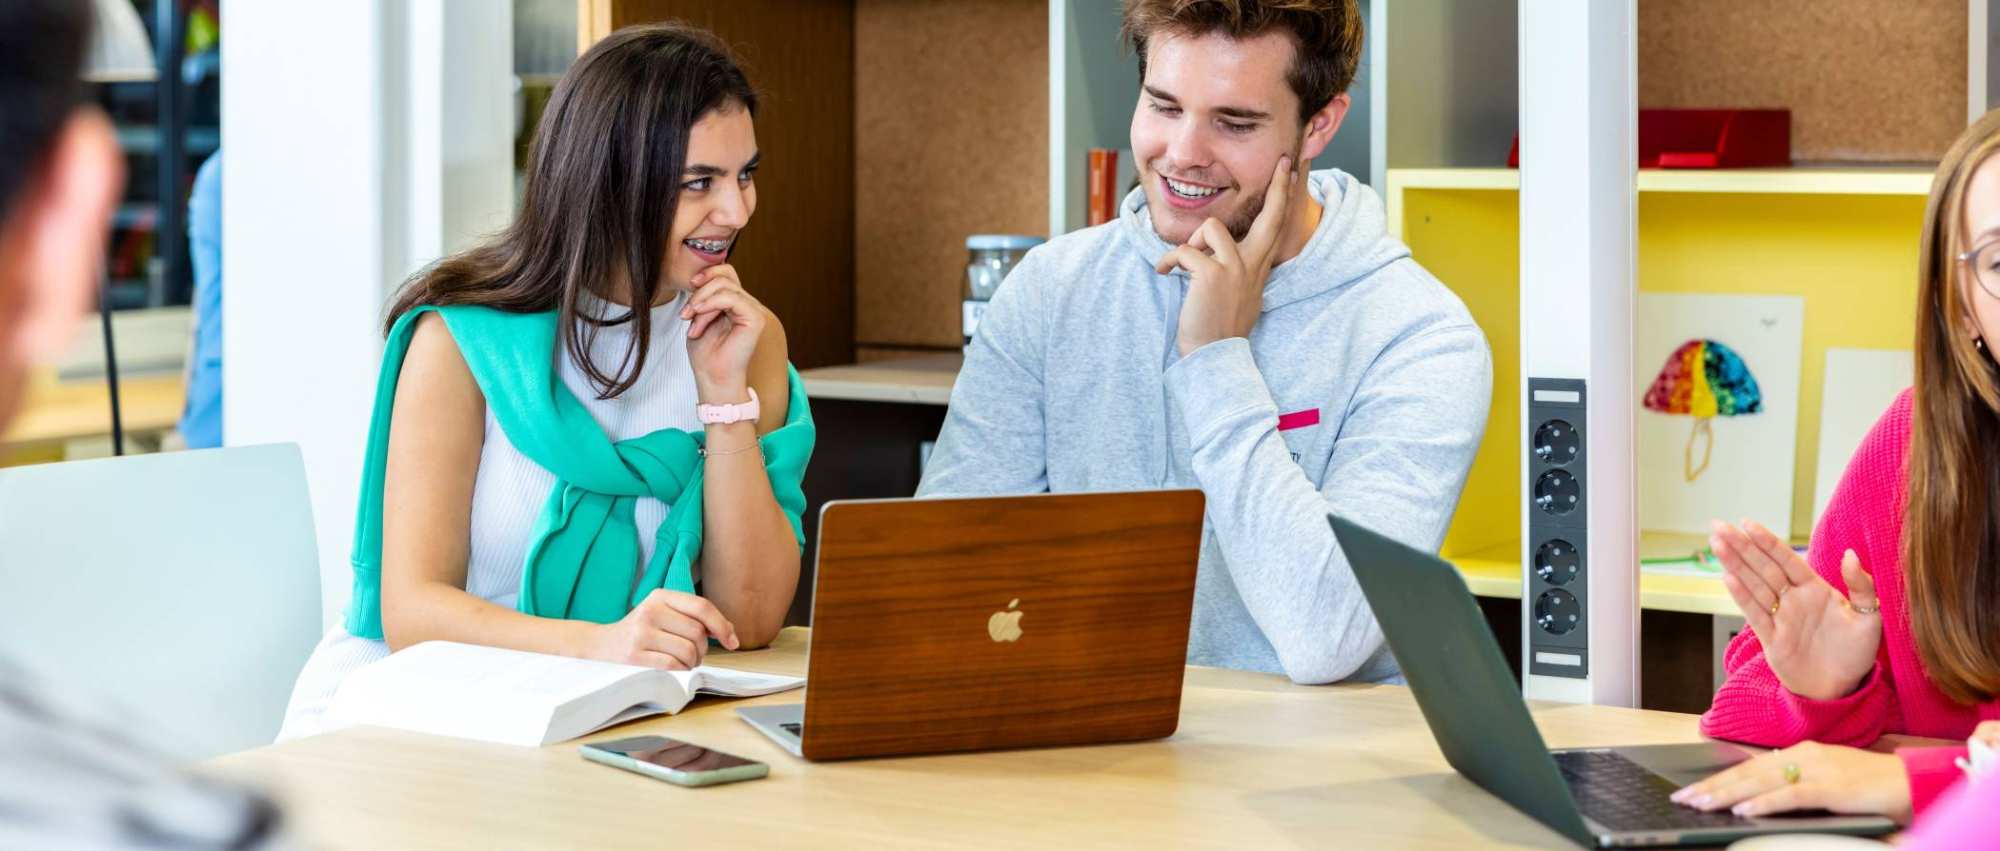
[[580, 736, 768, 787]]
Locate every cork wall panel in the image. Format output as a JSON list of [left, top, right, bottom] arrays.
[[856, 0, 1049, 349], [1638, 0, 1965, 162], [603, 1, 858, 368]]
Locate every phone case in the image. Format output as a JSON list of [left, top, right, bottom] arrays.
[[580, 743, 770, 787]]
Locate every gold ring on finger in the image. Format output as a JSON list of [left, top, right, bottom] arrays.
[[1782, 763, 1800, 785], [1769, 598, 1780, 616]]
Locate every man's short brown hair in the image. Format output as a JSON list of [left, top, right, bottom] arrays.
[[1121, 0, 1363, 123]]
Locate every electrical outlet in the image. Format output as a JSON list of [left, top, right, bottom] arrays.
[[1528, 378, 1589, 678]]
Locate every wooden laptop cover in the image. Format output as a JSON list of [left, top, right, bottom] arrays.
[[801, 490, 1204, 760]]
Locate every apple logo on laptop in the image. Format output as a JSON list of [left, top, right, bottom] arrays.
[[987, 598, 1024, 642]]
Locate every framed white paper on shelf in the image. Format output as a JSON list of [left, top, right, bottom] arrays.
[[1812, 348, 1912, 520], [1634, 293, 1804, 541]]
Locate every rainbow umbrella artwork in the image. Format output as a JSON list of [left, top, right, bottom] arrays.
[[1642, 338, 1763, 482]]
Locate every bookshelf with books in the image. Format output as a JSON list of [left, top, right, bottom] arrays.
[[95, 0, 220, 312]]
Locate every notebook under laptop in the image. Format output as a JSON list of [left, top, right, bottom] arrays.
[[1327, 514, 1898, 848], [740, 489, 1205, 761]]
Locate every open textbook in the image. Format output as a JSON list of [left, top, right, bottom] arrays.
[[326, 641, 803, 747]]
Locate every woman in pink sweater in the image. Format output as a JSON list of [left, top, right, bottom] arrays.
[[1672, 110, 2000, 825], [1901, 721, 1998, 849]]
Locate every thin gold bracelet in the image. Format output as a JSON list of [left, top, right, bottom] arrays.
[[699, 440, 762, 459]]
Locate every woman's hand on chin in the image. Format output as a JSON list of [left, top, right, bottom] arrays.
[[684, 263, 768, 400]]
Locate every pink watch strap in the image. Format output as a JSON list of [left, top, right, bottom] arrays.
[[697, 388, 760, 425]]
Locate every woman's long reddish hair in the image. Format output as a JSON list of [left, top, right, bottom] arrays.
[[1905, 108, 2000, 704]]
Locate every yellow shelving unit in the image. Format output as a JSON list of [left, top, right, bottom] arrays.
[[1391, 165, 1929, 617], [1386, 166, 1935, 236]]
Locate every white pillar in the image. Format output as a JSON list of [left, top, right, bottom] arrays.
[[1518, 0, 1638, 706], [224, 1, 514, 627], [401, 1, 516, 266], [1973, 0, 1998, 121]]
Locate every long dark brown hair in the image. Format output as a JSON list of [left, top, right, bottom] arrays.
[[1906, 107, 2000, 705], [384, 22, 757, 398]]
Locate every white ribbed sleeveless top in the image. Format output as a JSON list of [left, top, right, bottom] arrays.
[[464, 291, 704, 606]]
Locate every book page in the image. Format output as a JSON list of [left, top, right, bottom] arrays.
[[329, 643, 804, 747], [365, 642, 646, 704], [682, 666, 804, 698], [565, 669, 802, 741], [329, 642, 653, 746]]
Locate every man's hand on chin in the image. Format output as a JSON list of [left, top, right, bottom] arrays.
[[1156, 156, 1296, 357]]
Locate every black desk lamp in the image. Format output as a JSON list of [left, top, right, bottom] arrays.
[[84, 0, 172, 456]]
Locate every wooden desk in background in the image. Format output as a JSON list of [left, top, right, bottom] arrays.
[[800, 353, 958, 406], [789, 355, 958, 625], [206, 627, 1726, 850], [2, 372, 184, 454]]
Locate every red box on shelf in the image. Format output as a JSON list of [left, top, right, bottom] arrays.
[[1508, 108, 1791, 169]]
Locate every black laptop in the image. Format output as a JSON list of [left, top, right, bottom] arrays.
[[1328, 514, 1897, 848]]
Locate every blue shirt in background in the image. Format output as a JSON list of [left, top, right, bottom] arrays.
[[180, 152, 222, 448]]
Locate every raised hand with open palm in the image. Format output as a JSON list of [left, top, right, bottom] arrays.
[[1709, 519, 1882, 701]]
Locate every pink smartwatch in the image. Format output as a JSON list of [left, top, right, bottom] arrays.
[[697, 388, 760, 426]]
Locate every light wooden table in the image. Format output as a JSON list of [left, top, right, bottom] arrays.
[[3, 372, 184, 451], [206, 628, 1729, 850]]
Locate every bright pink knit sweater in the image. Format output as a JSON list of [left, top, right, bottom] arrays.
[[1700, 389, 1996, 817]]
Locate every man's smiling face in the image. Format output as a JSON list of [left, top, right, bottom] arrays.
[[1129, 28, 1303, 245]]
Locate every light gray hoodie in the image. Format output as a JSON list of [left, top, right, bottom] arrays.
[[918, 169, 1491, 684]]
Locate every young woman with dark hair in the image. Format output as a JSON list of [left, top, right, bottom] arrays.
[[279, 23, 813, 739]]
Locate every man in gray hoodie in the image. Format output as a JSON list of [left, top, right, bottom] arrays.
[[918, 0, 1492, 685]]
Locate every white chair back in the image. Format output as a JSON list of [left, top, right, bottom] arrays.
[[0, 444, 320, 761]]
